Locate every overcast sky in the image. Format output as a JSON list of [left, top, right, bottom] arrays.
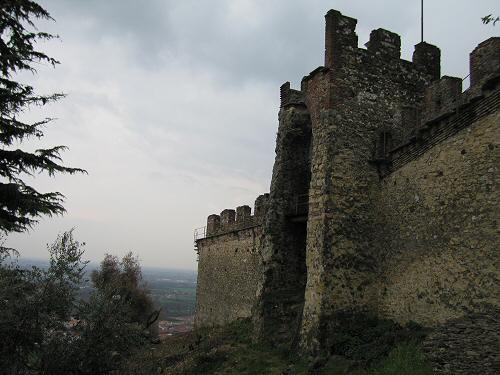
[[6, 0, 498, 270]]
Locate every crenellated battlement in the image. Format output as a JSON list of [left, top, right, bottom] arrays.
[[417, 37, 500, 125], [201, 193, 269, 238], [280, 82, 305, 108], [320, 11, 498, 110], [323, 9, 441, 80], [384, 77, 500, 175], [372, 39, 500, 175]]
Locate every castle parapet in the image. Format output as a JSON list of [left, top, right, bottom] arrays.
[[280, 82, 305, 108], [470, 37, 500, 88], [324, 10, 358, 68], [413, 42, 441, 81], [197, 193, 269, 240], [366, 28, 401, 59], [385, 79, 500, 175], [322, 8, 446, 85], [374, 38, 500, 175]]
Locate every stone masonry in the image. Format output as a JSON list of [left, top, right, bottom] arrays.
[[194, 194, 269, 327], [194, 10, 500, 374]]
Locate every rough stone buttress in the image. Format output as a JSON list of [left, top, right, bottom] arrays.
[[193, 10, 500, 374]]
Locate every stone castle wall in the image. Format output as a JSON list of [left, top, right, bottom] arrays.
[[193, 9, 500, 373], [373, 110, 499, 325], [194, 195, 268, 327], [369, 106, 499, 374], [194, 225, 263, 327]]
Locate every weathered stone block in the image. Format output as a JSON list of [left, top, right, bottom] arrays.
[[366, 28, 401, 59], [470, 37, 500, 88], [254, 193, 269, 217], [422, 76, 462, 122], [206, 214, 220, 236], [220, 209, 235, 227], [413, 42, 441, 80], [236, 205, 251, 223], [325, 9, 358, 68]]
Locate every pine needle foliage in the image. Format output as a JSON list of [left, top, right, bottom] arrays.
[[0, 0, 86, 233]]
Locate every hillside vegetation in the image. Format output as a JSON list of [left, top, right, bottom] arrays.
[[120, 318, 433, 375]]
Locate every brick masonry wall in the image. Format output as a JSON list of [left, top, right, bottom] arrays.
[[194, 225, 263, 327]]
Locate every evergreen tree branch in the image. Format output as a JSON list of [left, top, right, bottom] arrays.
[[0, 0, 86, 232]]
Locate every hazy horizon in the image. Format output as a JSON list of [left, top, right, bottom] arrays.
[[12, 255, 198, 273], [5, 0, 498, 269]]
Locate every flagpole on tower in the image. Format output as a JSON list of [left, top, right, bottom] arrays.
[[421, 0, 424, 42]]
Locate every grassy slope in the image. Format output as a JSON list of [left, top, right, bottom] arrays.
[[121, 319, 433, 375]]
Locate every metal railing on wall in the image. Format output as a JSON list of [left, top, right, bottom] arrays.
[[194, 226, 206, 243]]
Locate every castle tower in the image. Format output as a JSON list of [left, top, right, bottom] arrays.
[[254, 9, 440, 352]]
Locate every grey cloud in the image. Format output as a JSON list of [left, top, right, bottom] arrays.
[[44, 0, 495, 85], [11, 0, 499, 269], [45, 0, 173, 68]]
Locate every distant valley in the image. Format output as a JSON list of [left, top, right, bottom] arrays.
[[16, 258, 197, 334]]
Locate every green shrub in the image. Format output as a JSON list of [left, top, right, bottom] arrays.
[[326, 311, 427, 365], [0, 232, 154, 374], [368, 342, 433, 375], [91, 252, 155, 327], [0, 231, 86, 374]]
